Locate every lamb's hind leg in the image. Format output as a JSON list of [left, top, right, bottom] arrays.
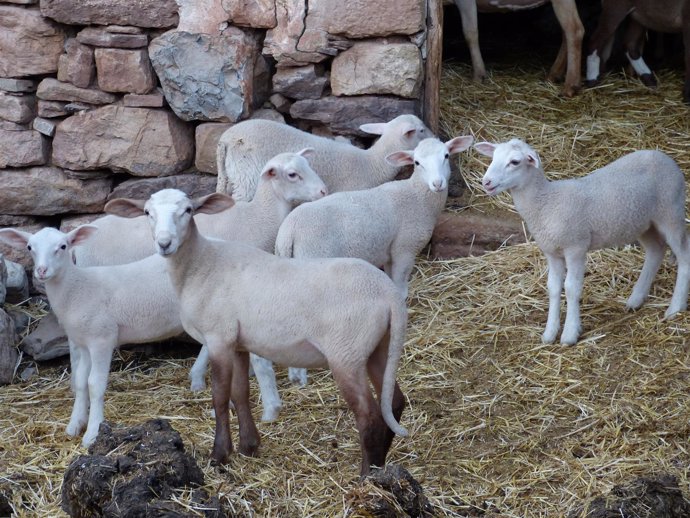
[[249, 353, 282, 422], [660, 228, 690, 317], [627, 228, 666, 310], [331, 363, 387, 477], [367, 335, 405, 458]]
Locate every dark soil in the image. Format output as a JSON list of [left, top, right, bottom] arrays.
[[346, 463, 434, 517], [61, 418, 227, 517], [569, 474, 690, 518]]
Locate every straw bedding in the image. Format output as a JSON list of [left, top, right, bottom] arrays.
[[1, 62, 690, 517]]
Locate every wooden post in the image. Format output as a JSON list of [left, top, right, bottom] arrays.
[[424, 0, 443, 136]]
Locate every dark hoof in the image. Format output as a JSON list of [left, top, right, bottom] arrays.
[[210, 446, 231, 465], [639, 74, 657, 89], [238, 439, 260, 457], [583, 79, 600, 89]]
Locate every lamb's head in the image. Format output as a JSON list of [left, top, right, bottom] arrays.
[[360, 114, 434, 151], [105, 189, 235, 256], [475, 138, 541, 196], [261, 148, 327, 204], [385, 136, 474, 193], [0, 226, 97, 281]]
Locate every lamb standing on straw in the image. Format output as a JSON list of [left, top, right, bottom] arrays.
[[476, 138, 690, 345]]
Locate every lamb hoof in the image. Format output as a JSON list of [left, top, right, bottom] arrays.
[[541, 329, 558, 344], [560, 329, 580, 346], [625, 295, 646, 311], [665, 306, 684, 319], [189, 378, 206, 392], [81, 430, 98, 448], [261, 405, 282, 423], [66, 420, 85, 437], [239, 440, 260, 457], [288, 367, 308, 387], [639, 73, 657, 89]]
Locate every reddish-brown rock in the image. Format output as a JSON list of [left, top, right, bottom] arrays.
[[430, 211, 527, 259], [95, 48, 156, 94], [331, 41, 423, 98], [76, 27, 149, 48], [272, 65, 327, 100], [176, 0, 230, 35], [107, 173, 217, 201], [0, 6, 66, 77], [57, 40, 95, 89], [222, 0, 276, 29], [52, 105, 195, 177], [0, 92, 36, 124], [0, 166, 112, 215], [37, 78, 118, 105], [195, 122, 231, 174], [0, 129, 49, 168], [40, 0, 178, 29]]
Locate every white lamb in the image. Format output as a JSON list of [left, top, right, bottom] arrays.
[[216, 114, 433, 200], [275, 136, 474, 298], [106, 189, 409, 476], [74, 149, 326, 266], [476, 138, 690, 345], [0, 226, 190, 447], [73, 150, 326, 423]]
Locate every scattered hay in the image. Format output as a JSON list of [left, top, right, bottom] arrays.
[[2, 61, 690, 517]]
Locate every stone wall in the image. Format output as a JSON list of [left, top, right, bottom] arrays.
[[0, 0, 431, 269]]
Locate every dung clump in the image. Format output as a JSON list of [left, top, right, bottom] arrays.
[[61, 418, 227, 517], [345, 463, 434, 517], [569, 474, 690, 518]]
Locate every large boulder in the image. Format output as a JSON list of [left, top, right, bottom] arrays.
[[149, 28, 270, 122], [40, 0, 178, 29], [0, 5, 66, 77], [331, 41, 423, 98], [0, 166, 112, 215], [52, 105, 195, 176]]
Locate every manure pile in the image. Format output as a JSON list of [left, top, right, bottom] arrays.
[[1, 63, 690, 517]]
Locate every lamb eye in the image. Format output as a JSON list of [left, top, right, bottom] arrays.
[[27, 245, 31, 251], [510, 159, 520, 166], [185, 207, 192, 214], [144, 209, 150, 216], [444, 153, 449, 159], [414, 160, 420, 166], [288, 172, 298, 179], [61, 244, 67, 250]]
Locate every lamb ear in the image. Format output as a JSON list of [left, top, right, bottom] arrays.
[[359, 122, 387, 135], [67, 225, 99, 247], [297, 147, 315, 159], [105, 198, 147, 218], [474, 142, 497, 158], [446, 135, 474, 155], [193, 193, 235, 215], [0, 228, 32, 250], [525, 150, 541, 168], [385, 150, 414, 167]]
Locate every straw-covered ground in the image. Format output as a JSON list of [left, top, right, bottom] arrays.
[[2, 60, 690, 517]]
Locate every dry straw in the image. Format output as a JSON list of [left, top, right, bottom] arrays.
[[1, 63, 690, 517]]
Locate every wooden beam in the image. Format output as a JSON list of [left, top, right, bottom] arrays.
[[424, 0, 443, 136]]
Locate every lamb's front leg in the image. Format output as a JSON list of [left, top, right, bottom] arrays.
[[66, 341, 90, 438], [542, 254, 565, 344], [232, 350, 260, 456], [81, 339, 116, 447], [561, 251, 586, 345], [208, 336, 235, 464], [189, 344, 209, 392]]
